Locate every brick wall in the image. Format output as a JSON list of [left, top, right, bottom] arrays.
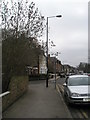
[[2, 76, 28, 111]]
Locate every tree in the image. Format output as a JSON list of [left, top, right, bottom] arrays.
[[77, 62, 90, 73], [2, 0, 45, 92], [2, 0, 45, 39], [2, 35, 44, 92]]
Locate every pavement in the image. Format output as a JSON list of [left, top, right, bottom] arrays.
[[2, 79, 72, 118]]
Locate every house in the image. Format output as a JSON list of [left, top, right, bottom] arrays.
[[63, 64, 76, 74], [39, 55, 47, 74], [48, 54, 62, 73]]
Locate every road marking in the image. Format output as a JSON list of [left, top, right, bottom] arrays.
[[76, 110, 83, 118], [56, 84, 72, 118], [58, 84, 64, 93], [80, 109, 88, 119], [56, 85, 64, 102], [56, 85, 61, 94]]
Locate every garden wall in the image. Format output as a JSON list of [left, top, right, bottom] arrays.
[[2, 76, 28, 111]]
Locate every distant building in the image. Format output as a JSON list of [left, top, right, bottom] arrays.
[[48, 54, 62, 73], [39, 55, 47, 74], [63, 64, 76, 74], [26, 66, 38, 75]]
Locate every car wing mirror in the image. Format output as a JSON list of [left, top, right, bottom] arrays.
[[63, 83, 67, 87]]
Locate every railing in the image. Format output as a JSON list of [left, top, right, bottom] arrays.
[[0, 91, 10, 97]]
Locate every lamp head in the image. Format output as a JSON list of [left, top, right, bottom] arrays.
[[56, 15, 62, 17]]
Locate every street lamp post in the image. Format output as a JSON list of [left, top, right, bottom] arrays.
[[46, 15, 62, 87], [54, 56, 56, 89], [46, 17, 49, 87]]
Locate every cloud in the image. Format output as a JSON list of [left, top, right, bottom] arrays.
[[24, 0, 89, 66]]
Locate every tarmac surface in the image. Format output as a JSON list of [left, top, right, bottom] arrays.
[[3, 80, 72, 118]]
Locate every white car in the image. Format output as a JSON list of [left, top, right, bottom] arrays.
[[63, 75, 90, 105]]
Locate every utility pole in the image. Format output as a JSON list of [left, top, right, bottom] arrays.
[[46, 17, 48, 87], [54, 56, 56, 89]]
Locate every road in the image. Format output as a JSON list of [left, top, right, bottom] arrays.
[[55, 77, 90, 119]]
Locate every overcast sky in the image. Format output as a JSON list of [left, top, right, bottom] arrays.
[[1, 0, 89, 67], [31, 0, 88, 67]]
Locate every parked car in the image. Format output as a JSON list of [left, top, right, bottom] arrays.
[[59, 72, 65, 78], [63, 75, 90, 105], [88, 73, 90, 76], [83, 73, 88, 75]]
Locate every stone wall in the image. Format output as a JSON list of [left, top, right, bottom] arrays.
[[2, 76, 28, 111]]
